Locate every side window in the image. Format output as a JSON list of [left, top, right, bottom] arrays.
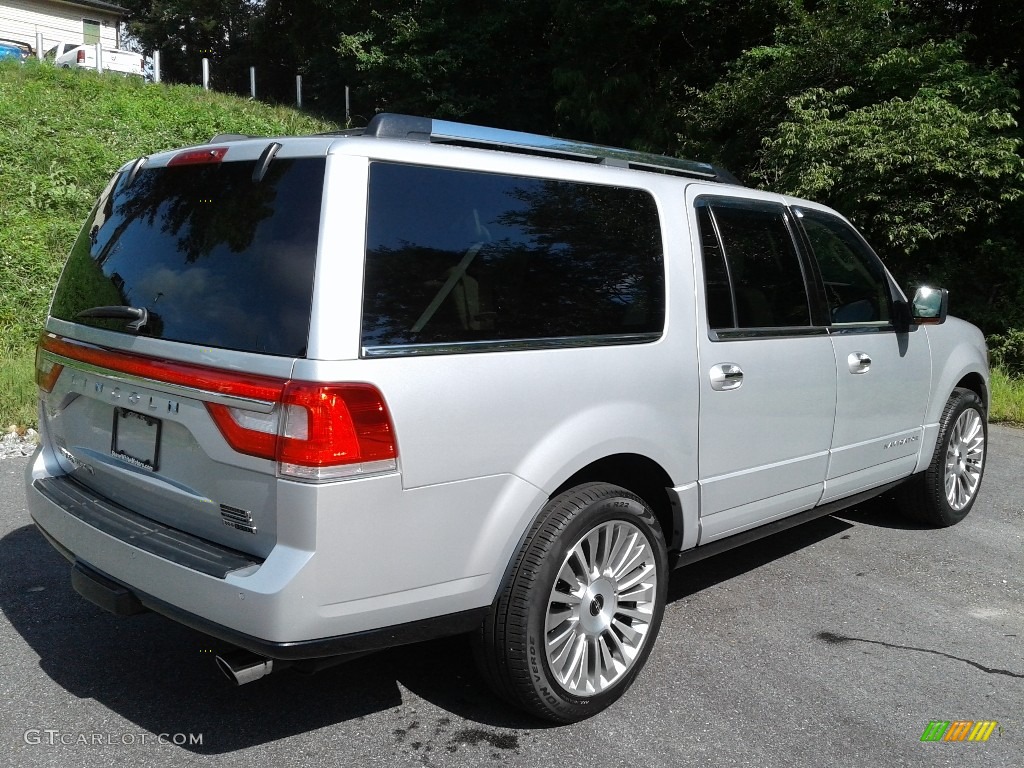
[[697, 206, 735, 330], [361, 163, 665, 351], [83, 19, 101, 46], [796, 209, 891, 324], [697, 199, 811, 330]]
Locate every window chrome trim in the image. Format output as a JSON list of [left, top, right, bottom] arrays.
[[828, 323, 903, 336], [361, 332, 661, 358], [709, 326, 830, 342]]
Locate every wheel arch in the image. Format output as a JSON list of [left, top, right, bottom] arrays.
[[956, 372, 988, 412], [551, 453, 682, 552]]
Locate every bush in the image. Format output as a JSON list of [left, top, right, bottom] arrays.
[[987, 328, 1024, 378]]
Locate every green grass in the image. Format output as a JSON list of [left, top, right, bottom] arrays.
[[990, 367, 1024, 426], [0, 349, 37, 430]]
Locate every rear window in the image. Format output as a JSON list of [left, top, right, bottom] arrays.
[[361, 162, 664, 353], [51, 156, 325, 357]]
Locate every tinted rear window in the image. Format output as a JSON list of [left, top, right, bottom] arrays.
[[361, 163, 664, 352], [51, 157, 325, 357]]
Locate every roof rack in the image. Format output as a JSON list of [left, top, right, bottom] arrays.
[[359, 113, 739, 184]]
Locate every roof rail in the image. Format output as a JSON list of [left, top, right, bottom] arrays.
[[361, 113, 739, 184]]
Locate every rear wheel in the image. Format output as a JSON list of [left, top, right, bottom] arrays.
[[899, 387, 987, 526], [474, 482, 668, 723]]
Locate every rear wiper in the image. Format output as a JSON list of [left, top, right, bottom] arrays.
[[76, 305, 150, 332]]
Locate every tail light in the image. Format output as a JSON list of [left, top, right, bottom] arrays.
[[35, 343, 63, 393], [37, 333, 398, 481], [76, 49, 85, 63], [207, 383, 397, 481]]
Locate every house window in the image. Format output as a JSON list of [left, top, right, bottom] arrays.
[[83, 19, 101, 46]]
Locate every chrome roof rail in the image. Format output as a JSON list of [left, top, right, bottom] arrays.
[[360, 113, 739, 184]]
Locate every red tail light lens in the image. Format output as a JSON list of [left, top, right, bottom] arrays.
[[37, 334, 398, 481], [277, 383, 397, 479], [168, 147, 228, 166], [207, 383, 398, 480]]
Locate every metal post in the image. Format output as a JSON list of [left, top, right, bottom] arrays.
[[36, 32, 43, 60], [296, 75, 303, 109], [95, 43, 103, 73], [250, 66, 256, 99], [345, 86, 350, 126], [202, 57, 210, 90], [153, 50, 161, 83]]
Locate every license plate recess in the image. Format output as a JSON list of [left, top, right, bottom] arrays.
[[111, 408, 161, 471]]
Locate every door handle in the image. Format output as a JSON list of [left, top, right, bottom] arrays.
[[710, 363, 744, 391], [848, 352, 871, 374]]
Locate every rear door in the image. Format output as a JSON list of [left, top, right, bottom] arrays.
[[792, 207, 932, 501], [690, 191, 837, 543]]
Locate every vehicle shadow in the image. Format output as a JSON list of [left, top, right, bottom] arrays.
[[667, 513, 854, 601], [829, 491, 934, 530], [1, 502, 868, 753]]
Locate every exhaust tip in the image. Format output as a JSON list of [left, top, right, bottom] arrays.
[[215, 650, 275, 686]]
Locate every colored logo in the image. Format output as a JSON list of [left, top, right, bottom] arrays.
[[920, 721, 999, 742]]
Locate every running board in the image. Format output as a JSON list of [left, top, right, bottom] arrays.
[[672, 480, 903, 569]]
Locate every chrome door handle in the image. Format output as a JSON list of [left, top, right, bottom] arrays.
[[710, 363, 744, 391], [848, 352, 871, 374]]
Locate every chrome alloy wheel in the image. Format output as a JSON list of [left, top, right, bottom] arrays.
[[944, 408, 985, 511], [544, 520, 659, 696]]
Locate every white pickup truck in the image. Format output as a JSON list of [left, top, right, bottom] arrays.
[[44, 42, 143, 77]]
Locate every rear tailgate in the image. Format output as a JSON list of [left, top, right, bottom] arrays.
[[38, 146, 327, 558]]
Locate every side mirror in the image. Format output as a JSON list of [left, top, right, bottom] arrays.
[[912, 286, 948, 325]]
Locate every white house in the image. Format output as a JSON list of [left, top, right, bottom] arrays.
[[0, 1, 127, 53]]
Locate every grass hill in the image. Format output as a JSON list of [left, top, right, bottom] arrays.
[[0, 62, 335, 427]]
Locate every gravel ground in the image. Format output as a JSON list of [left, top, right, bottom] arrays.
[[0, 430, 38, 460]]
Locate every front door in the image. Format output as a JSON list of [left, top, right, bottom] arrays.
[[793, 207, 932, 502]]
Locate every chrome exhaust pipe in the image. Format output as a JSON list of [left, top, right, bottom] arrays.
[[215, 650, 284, 685]]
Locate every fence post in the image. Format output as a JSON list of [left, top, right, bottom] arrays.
[[153, 50, 161, 82], [296, 75, 303, 109], [35, 32, 43, 60], [250, 66, 256, 99], [95, 43, 103, 73], [202, 57, 210, 90], [345, 85, 350, 126]]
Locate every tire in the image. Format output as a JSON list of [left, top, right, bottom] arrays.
[[474, 482, 668, 723], [898, 387, 987, 526]]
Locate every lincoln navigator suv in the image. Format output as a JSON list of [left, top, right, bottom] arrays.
[[26, 114, 989, 722]]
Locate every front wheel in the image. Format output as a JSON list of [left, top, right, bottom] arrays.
[[899, 387, 987, 526], [474, 482, 668, 723]]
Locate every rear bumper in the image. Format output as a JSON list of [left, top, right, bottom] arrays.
[[25, 446, 543, 655], [65, 557, 485, 659]]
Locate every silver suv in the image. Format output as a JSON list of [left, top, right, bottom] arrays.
[[26, 114, 989, 723]]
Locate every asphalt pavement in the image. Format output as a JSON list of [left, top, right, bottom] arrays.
[[1, 427, 1021, 768]]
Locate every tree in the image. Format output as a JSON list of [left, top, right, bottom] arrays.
[[549, 0, 795, 151], [121, 1, 262, 92], [334, 0, 556, 131], [681, 0, 1024, 331]]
